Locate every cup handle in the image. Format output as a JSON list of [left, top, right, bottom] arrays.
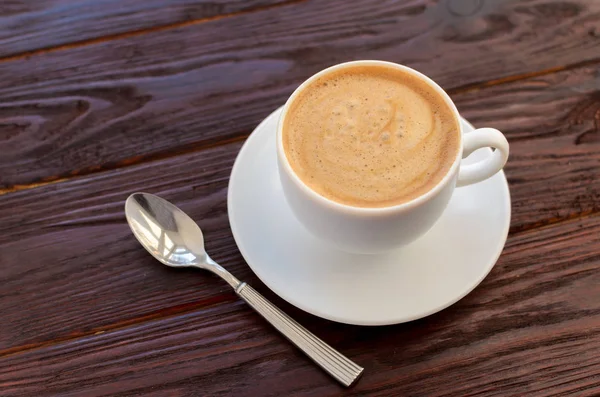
[[457, 128, 509, 187]]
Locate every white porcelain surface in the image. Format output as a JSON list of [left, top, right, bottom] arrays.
[[275, 60, 509, 253], [228, 107, 511, 326]]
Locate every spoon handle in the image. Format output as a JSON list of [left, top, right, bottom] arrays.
[[236, 282, 363, 387]]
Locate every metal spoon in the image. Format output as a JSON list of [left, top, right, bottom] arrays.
[[125, 192, 363, 387]]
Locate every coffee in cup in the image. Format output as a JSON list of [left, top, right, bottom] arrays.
[[282, 64, 460, 208]]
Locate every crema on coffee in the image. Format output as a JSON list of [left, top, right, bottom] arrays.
[[282, 64, 460, 208]]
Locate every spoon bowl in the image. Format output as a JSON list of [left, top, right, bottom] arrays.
[[125, 193, 207, 268], [125, 192, 239, 288]]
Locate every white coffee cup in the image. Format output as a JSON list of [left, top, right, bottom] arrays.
[[276, 60, 509, 254]]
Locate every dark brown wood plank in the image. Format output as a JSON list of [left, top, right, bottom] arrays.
[[1, 214, 599, 396], [0, 0, 290, 58], [1, 0, 599, 188]]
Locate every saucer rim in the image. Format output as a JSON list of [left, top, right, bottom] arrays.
[[228, 107, 511, 326]]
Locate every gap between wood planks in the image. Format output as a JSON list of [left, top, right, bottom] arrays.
[[1, 210, 599, 360], [0, 294, 241, 359], [0, 0, 306, 64], [447, 57, 600, 96], [509, 208, 600, 235], [0, 133, 249, 195]]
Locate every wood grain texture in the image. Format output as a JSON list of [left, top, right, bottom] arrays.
[[0, 62, 598, 393], [2, 1, 600, 395], [0, 0, 291, 58], [1, 214, 599, 396], [1, 0, 599, 188]]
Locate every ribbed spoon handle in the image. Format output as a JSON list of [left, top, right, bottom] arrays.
[[236, 282, 363, 387]]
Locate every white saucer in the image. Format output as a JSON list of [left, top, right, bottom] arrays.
[[228, 107, 511, 326]]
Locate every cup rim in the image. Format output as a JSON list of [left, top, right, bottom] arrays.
[[276, 60, 464, 215]]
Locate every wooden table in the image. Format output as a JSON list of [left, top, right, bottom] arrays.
[[1, 1, 599, 395]]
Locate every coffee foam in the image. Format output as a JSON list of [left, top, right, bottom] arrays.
[[283, 65, 460, 208]]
